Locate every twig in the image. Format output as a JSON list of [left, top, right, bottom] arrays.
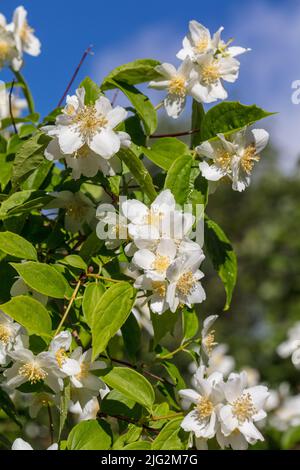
[[157, 341, 192, 360], [150, 128, 200, 139], [58, 45, 94, 107], [47, 404, 54, 444], [54, 278, 82, 336], [8, 80, 18, 134], [12, 70, 35, 114], [86, 273, 125, 283], [98, 412, 159, 434], [111, 89, 119, 106]]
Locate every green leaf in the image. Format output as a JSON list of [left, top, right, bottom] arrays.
[[92, 282, 136, 359], [201, 102, 274, 141], [151, 310, 178, 346], [164, 154, 194, 204], [143, 138, 189, 170], [102, 367, 155, 412], [0, 190, 53, 219], [0, 231, 37, 260], [116, 115, 146, 146], [80, 231, 104, 262], [0, 295, 52, 339], [109, 80, 157, 135], [60, 255, 87, 271], [11, 261, 68, 299], [113, 424, 142, 449], [108, 175, 121, 196], [281, 426, 300, 450], [82, 282, 105, 327], [191, 99, 205, 147], [182, 308, 199, 341], [117, 145, 157, 202], [12, 132, 50, 187], [101, 59, 161, 90], [162, 361, 186, 390], [79, 77, 102, 104], [204, 216, 237, 310], [123, 441, 152, 450], [121, 313, 141, 361], [0, 153, 13, 191], [151, 417, 184, 450], [67, 419, 112, 450]]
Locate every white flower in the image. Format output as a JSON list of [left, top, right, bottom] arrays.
[[0, 24, 19, 70], [179, 366, 224, 439], [0, 311, 28, 366], [270, 394, 300, 431], [68, 347, 108, 410], [12, 438, 57, 450], [134, 273, 169, 315], [10, 277, 48, 306], [131, 296, 154, 335], [3, 348, 61, 393], [10, 6, 41, 59], [207, 344, 235, 377], [201, 315, 218, 358], [43, 331, 81, 380], [0, 86, 27, 120], [197, 127, 269, 191], [45, 191, 96, 233], [149, 58, 204, 118], [166, 253, 206, 313], [69, 396, 100, 422], [218, 371, 269, 449], [96, 209, 128, 250], [28, 392, 59, 419], [133, 238, 177, 278], [177, 20, 249, 62], [277, 322, 300, 368], [44, 137, 124, 180], [42, 88, 130, 165], [192, 52, 240, 103]]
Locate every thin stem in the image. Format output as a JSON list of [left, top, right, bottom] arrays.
[[157, 341, 192, 360], [86, 273, 125, 283], [47, 404, 54, 444], [154, 101, 164, 111], [54, 279, 81, 336], [111, 89, 119, 106], [98, 412, 159, 434], [8, 80, 18, 134], [150, 128, 200, 139], [57, 45, 93, 107], [12, 70, 35, 115]]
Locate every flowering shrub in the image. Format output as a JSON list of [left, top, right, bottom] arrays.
[[0, 6, 286, 451]]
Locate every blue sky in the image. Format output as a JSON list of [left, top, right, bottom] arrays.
[[1, 0, 300, 169]]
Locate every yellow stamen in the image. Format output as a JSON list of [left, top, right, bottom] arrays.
[[66, 203, 87, 220], [19, 362, 47, 384], [152, 255, 170, 273], [197, 396, 214, 419], [232, 393, 256, 423], [201, 63, 220, 85], [203, 331, 218, 355], [176, 271, 195, 296], [216, 149, 232, 171], [195, 37, 209, 53], [152, 281, 166, 297], [145, 210, 162, 227], [55, 348, 68, 368], [0, 324, 11, 345], [0, 41, 10, 61], [76, 362, 89, 380], [240, 144, 259, 175], [73, 105, 108, 140], [168, 75, 186, 97]]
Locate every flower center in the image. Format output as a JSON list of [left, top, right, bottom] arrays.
[[201, 63, 220, 85], [203, 331, 217, 355], [216, 149, 232, 171], [55, 348, 68, 368], [66, 203, 87, 220], [0, 40, 10, 60], [73, 105, 108, 140], [197, 396, 214, 419], [20, 20, 34, 43], [232, 393, 257, 423], [145, 210, 162, 227], [168, 76, 186, 97], [74, 144, 91, 159], [240, 144, 259, 175], [195, 37, 209, 53], [0, 324, 12, 345], [152, 255, 170, 273], [177, 271, 195, 296], [19, 362, 47, 384], [76, 362, 90, 380], [152, 281, 166, 297]]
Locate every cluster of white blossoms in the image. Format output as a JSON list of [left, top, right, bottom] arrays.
[[197, 127, 269, 192], [149, 20, 249, 118], [179, 316, 270, 450], [0, 6, 40, 71], [97, 189, 206, 314], [42, 88, 130, 180], [277, 321, 300, 368], [0, 316, 109, 418]]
